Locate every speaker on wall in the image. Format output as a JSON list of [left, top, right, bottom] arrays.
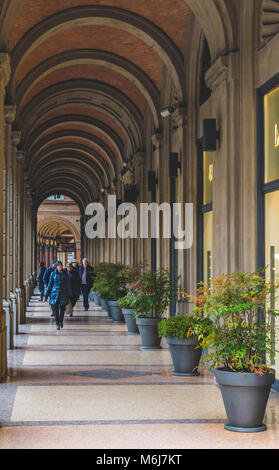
[[203, 119, 219, 151], [148, 171, 158, 192]]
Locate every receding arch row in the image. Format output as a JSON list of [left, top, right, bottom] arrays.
[[30, 150, 109, 189], [27, 129, 118, 176], [0, 1, 234, 69], [17, 80, 144, 154], [37, 218, 79, 241], [10, 5, 185, 101], [16, 49, 162, 129], [33, 172, 98, 209], [26, 114, 125, 163], [35, 186, 86, 215]]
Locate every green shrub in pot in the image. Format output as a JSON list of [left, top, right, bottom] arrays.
[[132, 268, 179, 349], [187, 271, 279, 431], [158, 315, 212, 376]]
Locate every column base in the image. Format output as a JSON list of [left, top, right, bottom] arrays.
[[3, 299, 14, 349], [0, 310, 7, 382]]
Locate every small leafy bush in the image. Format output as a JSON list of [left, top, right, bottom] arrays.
[[118, 292, 137, 309], [92, 262, 127, 301], [158, 315, 212, 340], [182, 271, 279, 374], [131, 268, 178, 319]]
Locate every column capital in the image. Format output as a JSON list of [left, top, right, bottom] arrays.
[[0, 53, 11, 91], [205, 52, 240, 92], [4, 105, 16, 124], [205, 56, 229, 91], [11, 131, 21, 147], [151, 132, 163, 151], [172, 105, 187, 133]]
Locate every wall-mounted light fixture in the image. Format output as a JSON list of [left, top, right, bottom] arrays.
[[169, 153, 181, 178], [160, 106, 176, 118], [203, 119, 220, 151], [148, 170, 158, 192]]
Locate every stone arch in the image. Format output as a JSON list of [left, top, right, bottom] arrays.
[[30, 149, 109, 188], [16, 80, 144, 153], [184, 0, 234, 60], [37, 216, 80, 242], [26, 114, 125, 164], [16, 50, 161, 129], [10, 6, 184, 100], [27, 130, 118, 176]]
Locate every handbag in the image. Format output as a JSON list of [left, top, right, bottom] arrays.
[[65, 300, 73, 315]]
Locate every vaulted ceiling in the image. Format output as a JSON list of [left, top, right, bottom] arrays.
[[2, 0, 191, 210]]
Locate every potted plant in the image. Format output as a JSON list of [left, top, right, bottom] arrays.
[[91, 263, 112, 317], [132, 269, 178, 349], [117, 265, 144, 334], [158, 315, 212, 376], [95, 263, 127, 323], [118, 292, 139, 334], [191, 271, 279, 433], [90, 286, 101, 306]]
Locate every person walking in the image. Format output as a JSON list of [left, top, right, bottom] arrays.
[[65, 262, 80, 317], [45, 261, 70, 330], [43, 260, 58, 317], [79, 258, 94, 311], [36, 261, 46, 301]]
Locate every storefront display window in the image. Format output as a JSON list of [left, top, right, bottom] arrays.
[[264, 87, 279, 183]]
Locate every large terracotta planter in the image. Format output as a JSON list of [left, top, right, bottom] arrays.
[[214, 367, 275, 432], [136, 317, 161, 349], [166, 336, 202, 376]]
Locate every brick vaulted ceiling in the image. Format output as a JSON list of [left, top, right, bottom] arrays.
[[4, 0, 191, 208]]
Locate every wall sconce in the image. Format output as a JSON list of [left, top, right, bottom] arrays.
[[148, 170, 158, 192], [203, 119, 220, 151], [160, 106, 176, 118], [169, 153, 181, 178]]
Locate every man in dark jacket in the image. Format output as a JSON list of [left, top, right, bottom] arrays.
[[36, 261, 46, 301], [66, 262, 80, 316], [43, 260, 58, 286], [79, 258, 94, 311]]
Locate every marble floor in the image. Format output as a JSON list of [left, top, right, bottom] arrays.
[[0, 292, 279, 449]]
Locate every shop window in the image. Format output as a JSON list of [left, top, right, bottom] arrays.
[[264, 86, 279, 183]]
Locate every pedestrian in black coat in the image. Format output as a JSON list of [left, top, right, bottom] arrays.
[[79, 258, 94, 311], [36, 261, 46, 301], [66, 262, 80, 316]]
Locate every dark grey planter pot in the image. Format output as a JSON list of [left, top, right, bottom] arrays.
[[108, 301, 125, 323], [100, 298, 110, 317], [214, 367, 275, 433], [136, 317, 162, 349], [92, 291, 101, 306], [122, 308, 139, 334], [166, 337, 202, 376]]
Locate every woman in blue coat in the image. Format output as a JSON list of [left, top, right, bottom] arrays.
[[45, 261, 70, 330]]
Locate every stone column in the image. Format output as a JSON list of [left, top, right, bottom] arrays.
[[5, 106, 16, 298], [16, 151, 26, 324], [3, 106, 17, 349], [10, 130, 21, 334], [11, 131, 21, 292], [0, 53, 11, 379]]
